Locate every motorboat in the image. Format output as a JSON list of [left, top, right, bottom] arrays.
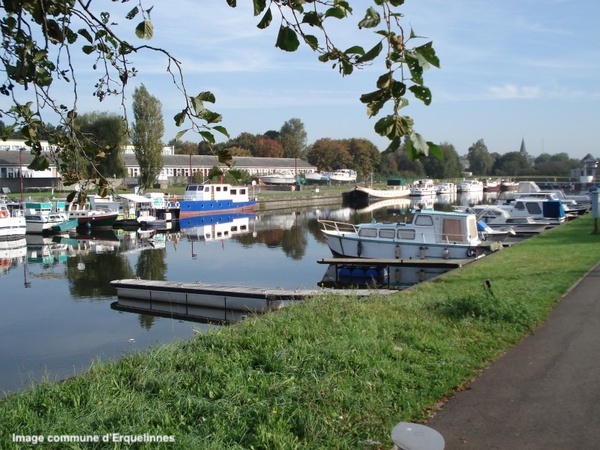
[[495, 196, 568, 227], [329, 169, 357, 184], [259, 170, 297, 185], [179, 183, 257, 218], [23, 201, 77, 234], [304, 171, 330, 185], [66, 201, 119, 229], [318, 209, 482, 260], [456, 205, 550, 235], [410, 179, 437, 196], [436, 182, 457, 195], [0, 203, 26, 239], [476, 220, 515, 243], [458, 179, 484, 193]]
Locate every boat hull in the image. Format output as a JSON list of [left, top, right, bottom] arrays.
[[178, 200, 257, 218]]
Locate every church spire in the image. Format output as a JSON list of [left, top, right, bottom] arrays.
[[519, 138, 527, 155]]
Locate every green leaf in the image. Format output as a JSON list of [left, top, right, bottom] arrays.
[[409, 85, 432, 105], [345, 45, 365, 56], [218, 149, 233, 167], [304, 35, 319, 50], [213, 125, 229, 138], [302, 11, 323, 27], [126, 6, 139, 20], [199, 131, 216, 144], [135, 20, 154, 40], [175, 129, 188, 141], [257, 9, 272, 29], [275, 26, 300, 52], [174, 110, 186, 127], [82, 45, 95, 55], [414, 41, 440, 68], [253, 0, 267, 15], [325, 7, 347, 19], [358, 7, 380, 29], [357, 42, 382, 63]]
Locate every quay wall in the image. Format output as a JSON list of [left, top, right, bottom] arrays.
[[257, 194, 342, 211]]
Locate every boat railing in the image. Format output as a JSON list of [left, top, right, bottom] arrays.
[[318, 219, 358, 234]]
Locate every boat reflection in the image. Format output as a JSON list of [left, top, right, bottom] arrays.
[[319, 264, 453, 290], [179, 212, 256, 242], [0, 237, 27, 275]]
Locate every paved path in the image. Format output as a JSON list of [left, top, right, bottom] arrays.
[[426, 264, 600, 449]]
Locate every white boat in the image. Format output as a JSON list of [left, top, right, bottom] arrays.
[[354, 184, 411, 200], [304, 171, 330, 185], [329, 169, 357, 184], [355, 198, 412, 214], [0, 203, 26, 239], [476, 220, 515, 243], [259, 170, 297, 185], [23, 201, 77, 234], [409, 179, 437, 196], [483, 179, 501, 192], [318, 209, 482, 260], [436, 182, 457, 195], [458, 179, 484, 192], [494, 196, 567, 228], [457, 205, 550, 235]]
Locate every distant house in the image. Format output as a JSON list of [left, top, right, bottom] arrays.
[[0, 139, 316, 192], [570, 153, 598, 183]]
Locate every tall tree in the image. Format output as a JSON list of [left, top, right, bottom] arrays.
[[467, 139, 494, 175], [493, 152, 532, 176], [346, 138, 381, 178], [279, 118, 307, 158], [132, 85, 164, 191], [422, 142, 462, 179], [76, 112, 127, 178], [306, 139, 352, 171]]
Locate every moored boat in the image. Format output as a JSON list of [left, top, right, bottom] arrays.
[[304, 171, 330, 185], [458, 178, 484, 193], [410, 179, 437, 196], [329, 169, 357, 184], [0, 203, 26, 239], [436, 182, 457, 195], [179, 183, 257, 219], [259, 170, 297, 185], [67, 202, 119, 229], [318, 209, 482, 260], [23, 201, 77, 234]]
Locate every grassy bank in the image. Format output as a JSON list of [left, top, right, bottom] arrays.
[[1, 216, 599, 449]]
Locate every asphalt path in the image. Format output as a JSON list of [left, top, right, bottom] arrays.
[[426, 263, 600, 449]]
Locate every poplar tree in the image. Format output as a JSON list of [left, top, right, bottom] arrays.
[[132, 85, 164, 191]]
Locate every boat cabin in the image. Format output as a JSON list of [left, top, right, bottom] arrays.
[[183, 184, 250, 202]]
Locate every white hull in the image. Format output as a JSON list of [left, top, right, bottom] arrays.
[[0, 217, 27, 239], [355, 185, 411, 199], [319, 210, 482, 260]]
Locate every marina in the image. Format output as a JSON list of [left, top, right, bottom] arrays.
[[0, 187, 589, 396]]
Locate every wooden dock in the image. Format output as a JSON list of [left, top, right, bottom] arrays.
[[111, 279, 394, 314]]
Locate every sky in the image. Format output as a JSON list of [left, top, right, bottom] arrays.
[[30, 0, 600, 159]]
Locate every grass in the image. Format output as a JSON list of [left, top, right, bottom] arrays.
[[1, 215, 599, 449]]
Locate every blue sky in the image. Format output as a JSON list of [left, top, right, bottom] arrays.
[[68, 1, 600, 159]]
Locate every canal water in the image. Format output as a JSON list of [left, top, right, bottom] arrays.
[[0, 192, 494, 395]]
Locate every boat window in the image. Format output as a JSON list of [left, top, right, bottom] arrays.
[[223, 186, 228, 192], [240, 189, 246, 194], [525, 203, 542, 215], [204, 186, 210, 192], [397, 229, 416, 240], [379, 229, 395, 239], [442, 219, 464, 242], [514, 202, 525, 210], [414, 215, 433, 226], [358, 228, 377, 238], [230, 189, 237, 195]]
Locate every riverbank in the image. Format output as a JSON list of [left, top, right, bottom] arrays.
[[1, 215, 599, 448]]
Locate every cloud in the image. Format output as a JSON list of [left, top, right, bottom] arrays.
[[487, 84, 542, 99]]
